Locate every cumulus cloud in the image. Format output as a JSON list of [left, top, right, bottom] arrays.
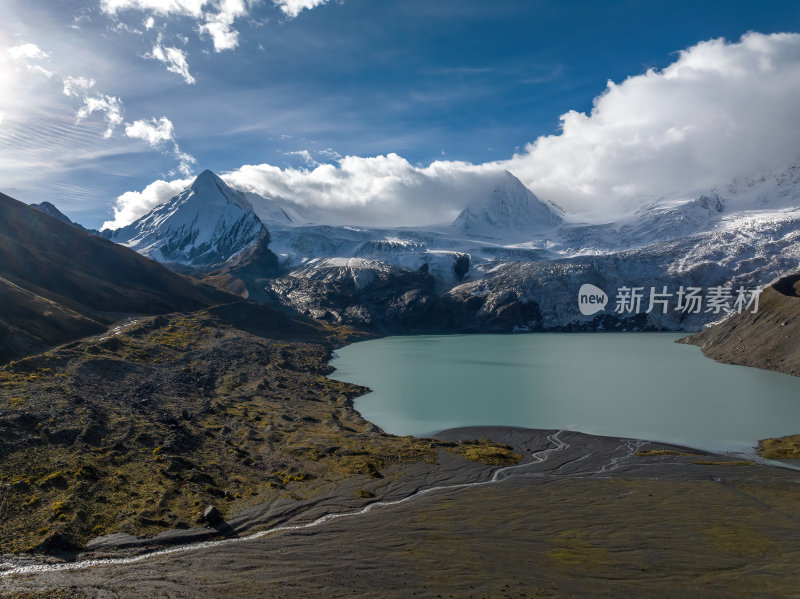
[[198, 0, 248, 52], [498, 32, 800, 214], [63, 76, 124, 138], [125, 116, 175, 145], [108, 153, 507, 228], [6, 43, 50, 61], [102, 177, 192, 229], [225, 154, 512, 226], [145, 35, 195, 83], [273, 0, 327, 18]]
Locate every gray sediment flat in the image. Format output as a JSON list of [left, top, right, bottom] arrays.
[[3, 426, 800, 598]]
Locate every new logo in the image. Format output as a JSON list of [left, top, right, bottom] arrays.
[[578, 284, 608, 315]]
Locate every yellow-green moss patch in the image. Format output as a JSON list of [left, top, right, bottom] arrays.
[[758, 434, 800, 460]]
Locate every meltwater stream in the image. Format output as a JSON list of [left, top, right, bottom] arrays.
[[329, 332, 800, 453]]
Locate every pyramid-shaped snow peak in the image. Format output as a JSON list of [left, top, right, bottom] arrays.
[[110, 170, 266, 267], [451, 171, 562, 237]]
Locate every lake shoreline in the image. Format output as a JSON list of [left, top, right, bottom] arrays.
[[331, 332, 800, 454]]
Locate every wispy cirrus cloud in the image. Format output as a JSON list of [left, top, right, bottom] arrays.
[[144, 35, 195, 83], [125, 116, 197, 176], [285, 149, 319, 166], [3, 40, 195, 176], [62, 76, 124, 138]]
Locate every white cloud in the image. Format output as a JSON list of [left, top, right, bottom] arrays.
[[62, 76, 95, 97], [102, 177, 192, 229], [80, 97, 124, 138], [145, 35, 195, 83], [144, 15, 156, 29], [107, 152, 507, 229], [319, 147, 342, 160], [72, 14, 92, 29], [26, 64, 54, 78], [125, 116, 175, 145], [286, 149, 319, 166], [173, 149, 198, 176], [112, 21, 143, 34], [63, 76, 124, 138], [5, 43, 54, 78], [6, 43, 50, 61], [100, 0, 207, 17], [60, 77, 194, 177], [498, 32, 800, 214], [198, 0, 248, 52], [125, 117, 197, 179], [102, 0, 259, 52], [273, 0, 327, 18], [1, 39, 193, 190], [223, 154, 508, 226]]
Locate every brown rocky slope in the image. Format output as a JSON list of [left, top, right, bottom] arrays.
[[0, 192, 235, 364], [680, 272, 800, 376]]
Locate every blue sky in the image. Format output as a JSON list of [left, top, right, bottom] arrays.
[[3, 0, 800, 228]]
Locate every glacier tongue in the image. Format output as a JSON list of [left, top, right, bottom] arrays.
[[110, 170, 267, 267]]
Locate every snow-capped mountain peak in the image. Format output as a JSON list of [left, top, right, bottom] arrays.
[[188, 169, 254, 212], [451, 171, 563, 237], [110, 169, 266, 266]]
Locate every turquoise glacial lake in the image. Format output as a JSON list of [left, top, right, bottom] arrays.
[[329, 333, 800, 453]]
